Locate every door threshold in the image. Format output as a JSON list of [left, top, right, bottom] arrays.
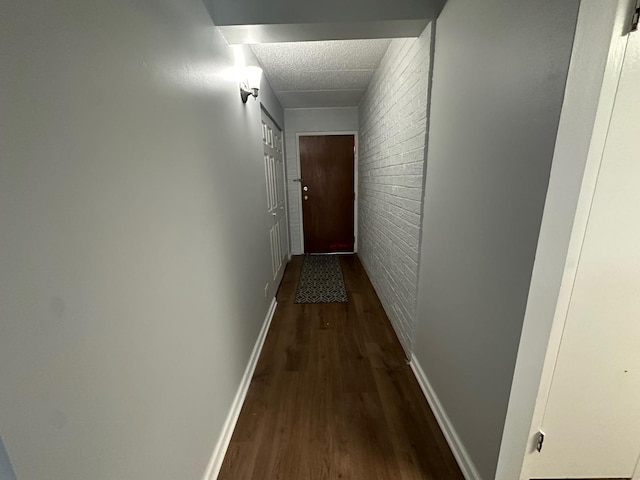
[[305, 251, 356, 255]]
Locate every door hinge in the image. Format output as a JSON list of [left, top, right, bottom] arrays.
[[632, 0, 640, 32], [535, 430, 545, 453]]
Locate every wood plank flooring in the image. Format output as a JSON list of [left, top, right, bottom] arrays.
[[218, 255, 464, 480]]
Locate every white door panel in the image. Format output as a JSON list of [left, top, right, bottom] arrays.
[[532, 28, 640, 478], [262, 111, 288, 289]]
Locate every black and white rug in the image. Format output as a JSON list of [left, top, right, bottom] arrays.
[[294, 255, 348, 304]]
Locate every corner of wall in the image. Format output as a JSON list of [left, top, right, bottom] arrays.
[[357, 23, 434, 355]]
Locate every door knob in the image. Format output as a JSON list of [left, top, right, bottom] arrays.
[[303, 186, 308, 191]]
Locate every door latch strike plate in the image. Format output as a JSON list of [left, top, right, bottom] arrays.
[[535, 430, 545, 453]]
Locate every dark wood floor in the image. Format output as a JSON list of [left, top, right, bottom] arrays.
[[218, 255, 464, 480]]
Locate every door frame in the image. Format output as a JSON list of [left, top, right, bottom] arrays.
[[261, 105, 290, 284], [495, 0, 637, 478], [295, 131, 358, 254]]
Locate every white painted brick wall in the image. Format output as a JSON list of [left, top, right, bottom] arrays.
[[358, 23, 433, 355]]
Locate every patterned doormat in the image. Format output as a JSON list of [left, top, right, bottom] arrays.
[[294, 255, 348, 304]]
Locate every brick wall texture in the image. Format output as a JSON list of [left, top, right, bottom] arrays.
[[358, 23, 433, 355]]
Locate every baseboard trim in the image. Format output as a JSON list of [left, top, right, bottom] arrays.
[[410, 354, 482, 480], [202, 297, 278, 480]]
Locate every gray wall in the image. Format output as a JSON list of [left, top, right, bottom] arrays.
[[497, 1, 632, 477], [0, 437, 17, 480], [283, 108, 359, 254], [413, 0, 580, 478], [358, 25, 433, 356], [206, 0, 444, 26], [0, 1, 282, 479]]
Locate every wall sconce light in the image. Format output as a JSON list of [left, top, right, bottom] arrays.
[[240, 66, 263, 103]]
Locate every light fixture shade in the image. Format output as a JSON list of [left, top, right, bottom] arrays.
[[244, 66, 262, 90], [239, 66, 263, 103]]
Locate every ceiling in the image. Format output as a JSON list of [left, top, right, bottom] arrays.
[[251, 39, 392, 108], [207, 0, 444, 26], [202, 0, 442, 109]]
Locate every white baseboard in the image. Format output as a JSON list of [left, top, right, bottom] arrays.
[[410, 354, 482, 480], [202, 297, 278, 480]]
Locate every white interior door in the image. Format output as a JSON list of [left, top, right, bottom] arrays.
[[261, 111, 288, 290], [531, 27, 640, 479]]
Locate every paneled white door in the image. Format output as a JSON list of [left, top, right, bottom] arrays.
[[261, 110, 288, 290], [531, 26, 640, 479]]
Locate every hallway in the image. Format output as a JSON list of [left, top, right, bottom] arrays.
[[3, 0, 630, 478], [218, 256, 463, 479]]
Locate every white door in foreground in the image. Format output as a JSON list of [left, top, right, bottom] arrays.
[[531, 25, 640, 479]]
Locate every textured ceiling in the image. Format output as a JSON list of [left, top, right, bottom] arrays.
[[251, 39, 392, 108]]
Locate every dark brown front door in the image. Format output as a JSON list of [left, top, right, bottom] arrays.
[[299, 135, 355, 253]]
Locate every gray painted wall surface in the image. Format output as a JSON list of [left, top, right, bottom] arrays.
[[413, 0, 580, 478], [259, 76, 285, 130], [283, 108, 359, 254], [0, 437, 17, 480], [0, 1, 282, 479], [358, 26, 433, 356], [206, 0, 445, 26]]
